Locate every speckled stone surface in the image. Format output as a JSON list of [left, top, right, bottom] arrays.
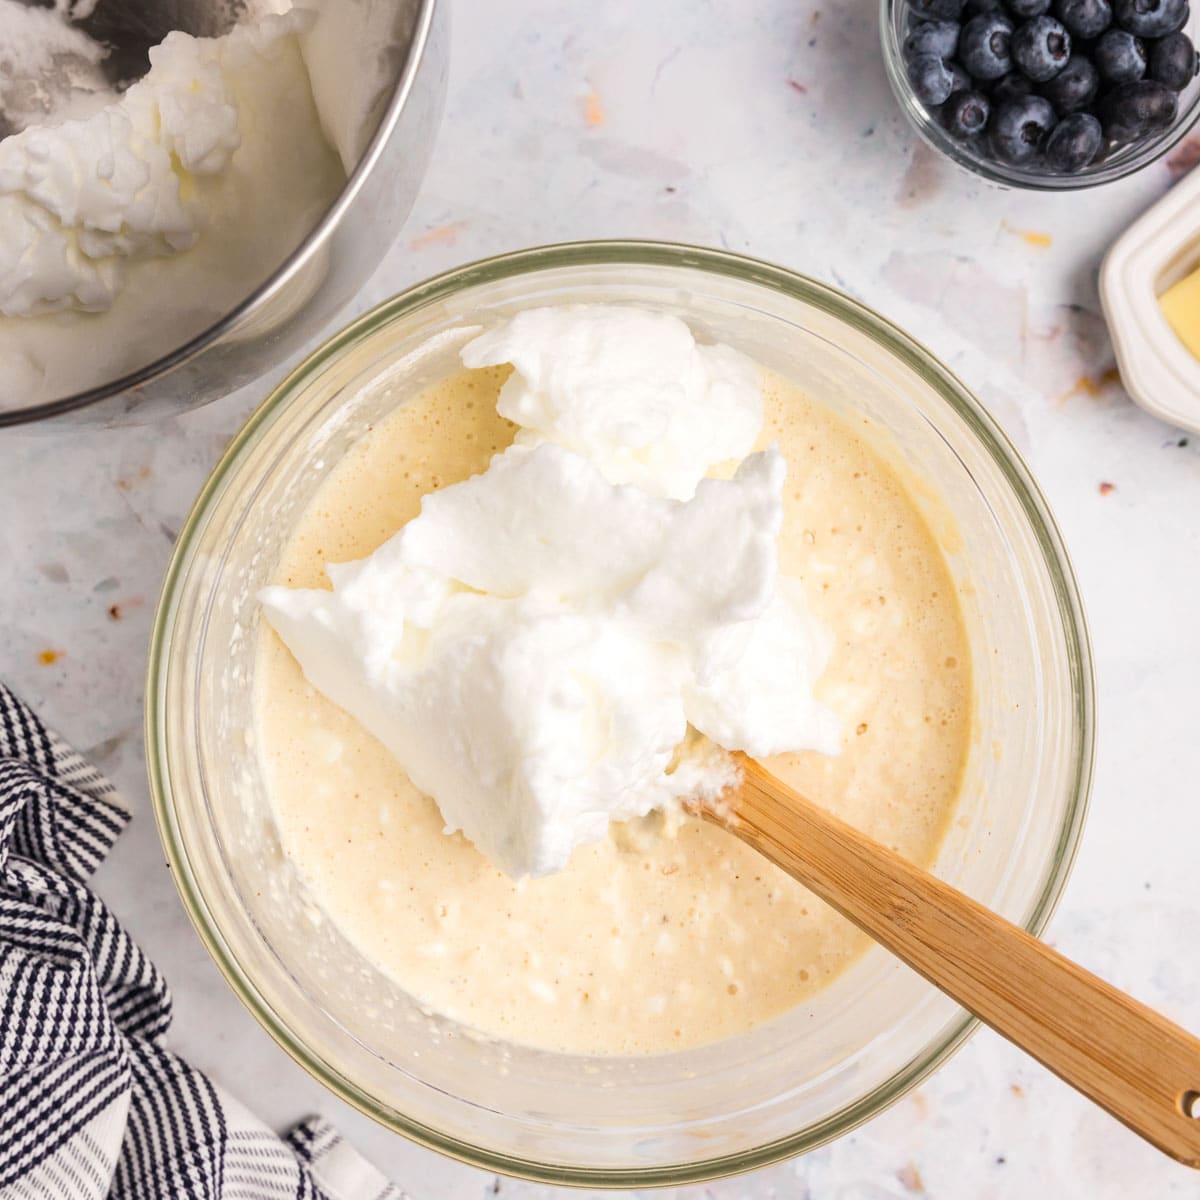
[[4, 1, 1200, 1195]]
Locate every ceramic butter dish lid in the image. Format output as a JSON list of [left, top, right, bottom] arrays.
[[1101, 164, 1200, 435]]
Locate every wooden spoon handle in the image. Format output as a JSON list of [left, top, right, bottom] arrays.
[[714, 754, 1200, 1166]]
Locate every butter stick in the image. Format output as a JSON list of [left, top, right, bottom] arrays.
[[1160, 264, 1200, 360]]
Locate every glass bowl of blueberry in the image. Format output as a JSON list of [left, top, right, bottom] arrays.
[[883, 0, 1200, 187]]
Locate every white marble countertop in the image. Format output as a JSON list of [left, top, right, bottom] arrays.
[[4, 1, 1200, 1195]]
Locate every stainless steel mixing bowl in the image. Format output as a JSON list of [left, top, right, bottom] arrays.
[[0, 0, 446, 428]]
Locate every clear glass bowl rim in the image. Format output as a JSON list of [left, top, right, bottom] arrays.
[[880, 0, 1200, 191], [146, 239, 1096, 1187]]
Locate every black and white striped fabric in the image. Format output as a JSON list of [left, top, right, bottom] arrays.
[[0, 683, 407, 1200]]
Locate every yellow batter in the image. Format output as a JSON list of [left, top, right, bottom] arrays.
[[254, 365, 972, 1055]]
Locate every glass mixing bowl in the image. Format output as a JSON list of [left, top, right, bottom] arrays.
[[147, 241, 1094, 1186]]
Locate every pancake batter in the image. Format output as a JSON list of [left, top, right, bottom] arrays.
[[254, 352, 972, 1055]]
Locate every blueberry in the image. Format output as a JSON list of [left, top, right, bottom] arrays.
[[1041, 53, 1101, 107], [1094, 27, 1149, 78], [991, 70, 1037, 100], [941, 88, 993, 134], [1113, 0, 1189, 36], [905, 19, 963, 60], [947, 59, 974, 90], [1044, 110, 1105, 167], [989, 94, 1059, 159], [965, 0, 1005, 9], [908, 51, 958, 103], [910, 0, 967, 17], [1148, 30, 1200, 87], [961, 13, 1015, 77], [1009, 0, 1052, 14], [1012, 15, 1073, 79], [1054, 0, 1114, 36], [1098, 77, 1179, 137]]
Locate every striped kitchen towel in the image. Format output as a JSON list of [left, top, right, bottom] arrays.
[[0, 683, 406, 1200]]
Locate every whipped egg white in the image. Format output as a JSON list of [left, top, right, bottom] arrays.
[[261, 306, 840, 878], [0, 2, 344, 403], [0, 10, 298, 317]]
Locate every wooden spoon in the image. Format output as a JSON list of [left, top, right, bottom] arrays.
[[701, 754, 1200, 1167]]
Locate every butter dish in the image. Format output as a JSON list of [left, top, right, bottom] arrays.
[[1100, 165, 1200, 434]]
